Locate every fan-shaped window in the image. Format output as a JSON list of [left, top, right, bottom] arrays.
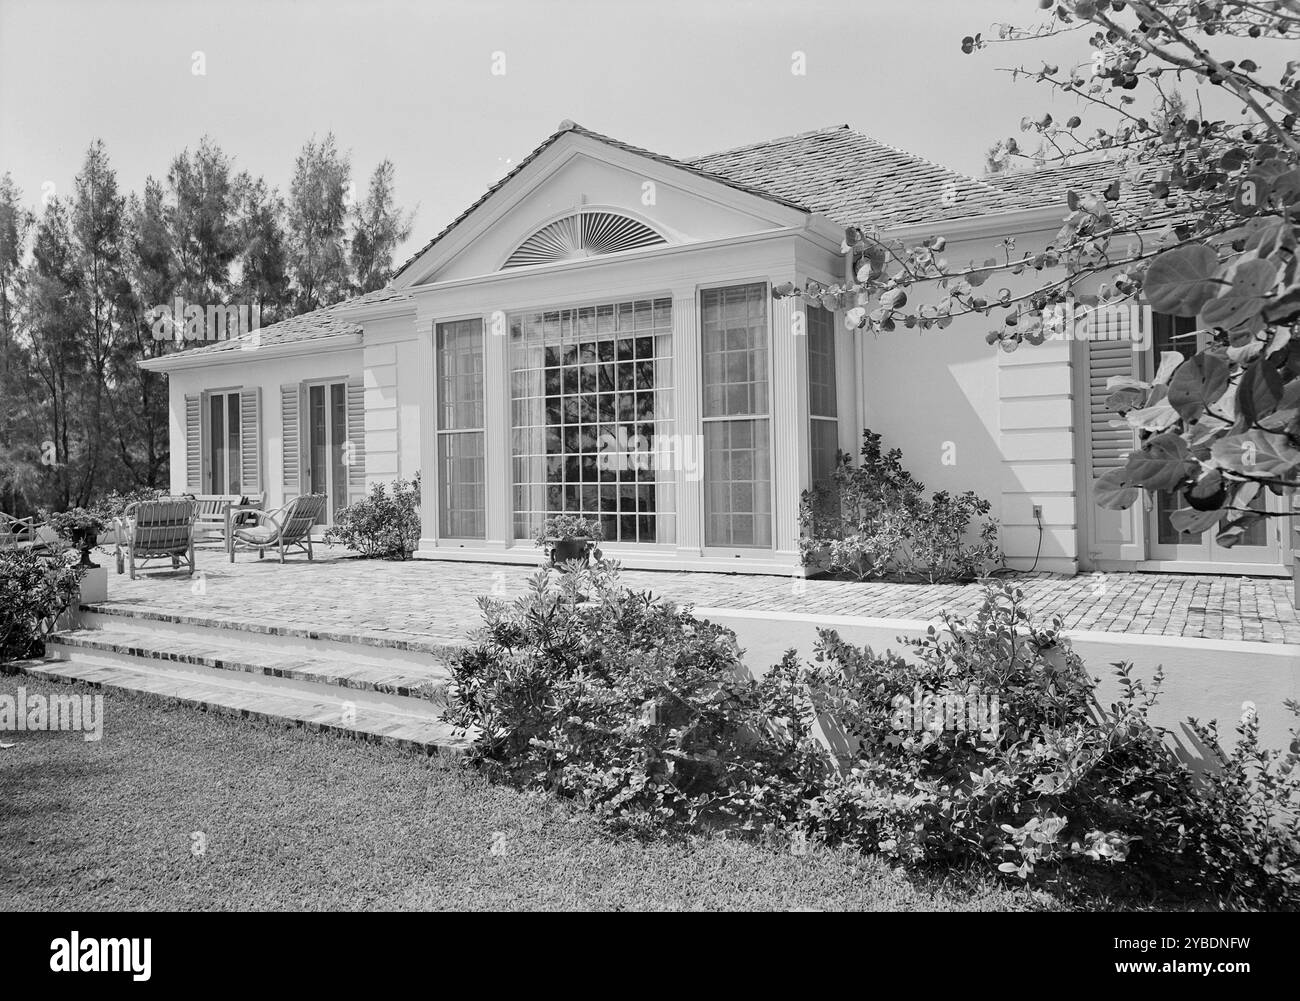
[[502, 211, 665, 269]]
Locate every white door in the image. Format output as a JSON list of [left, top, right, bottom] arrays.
[[306, 381, 348, 524], [206, 390, 242, 494]]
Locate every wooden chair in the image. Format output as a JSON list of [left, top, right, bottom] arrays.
[[229, 494, 327, 563], [114, 499, 197, 579]]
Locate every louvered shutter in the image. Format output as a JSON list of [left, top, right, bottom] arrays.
[[346, 375, 366, 504], [184, 394, 202, 490], [1085, 333, 1145, 562], [239, 388, 262, 498], [281, 383, 302, 501]]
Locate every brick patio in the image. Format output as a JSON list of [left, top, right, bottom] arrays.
[[87, 544, 1300, 647]]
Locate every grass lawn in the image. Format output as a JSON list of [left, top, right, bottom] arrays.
[[0, 675, 1086, 911]]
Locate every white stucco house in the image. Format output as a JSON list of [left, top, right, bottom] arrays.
[[140, 120, 1294, 578]]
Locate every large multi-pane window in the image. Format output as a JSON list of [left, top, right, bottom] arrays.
[[702, 283, 771, 549], [436, 318, 486, 539], [509, 299, 676, 544], [807, 305, 839, 485]]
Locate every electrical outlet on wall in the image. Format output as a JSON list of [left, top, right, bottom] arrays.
[[1032, 505, 1043, 521]]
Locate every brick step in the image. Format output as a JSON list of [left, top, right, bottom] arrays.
[[19, 656, 468, 756], [48, 626, 452, 704]]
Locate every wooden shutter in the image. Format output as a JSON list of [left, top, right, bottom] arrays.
[[1085, 335, 1145, 562], [184, 394, 202, 490], [281, 383, 301, 501], [347, 375, 366, 504], [239, 387, 262, 497]]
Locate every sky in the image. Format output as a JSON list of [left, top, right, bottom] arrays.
[[0, 0, 1289, 264]]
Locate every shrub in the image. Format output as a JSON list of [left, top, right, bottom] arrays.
[[532, 512, 604, 547], [91, 487, 162, 523], [45, 507, 108, 542], [0, 548, 85, 661], [800, 429, 1000, 583], [786, 582, 1300, 908], [443, 561, 828, 832], [324, 473, 420, 559]]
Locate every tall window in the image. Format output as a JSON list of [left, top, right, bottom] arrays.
[[807, 305, 839, 485], [702, 283, 771, 549], [509, 299, 675, 544], [436, 318, 485, 539], [207, 390, 241, 494]]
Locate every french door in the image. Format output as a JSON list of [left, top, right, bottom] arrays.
[[207, 390, 242, 494], [306, 381, 349, 524], [1146, 315, 1284, 566]]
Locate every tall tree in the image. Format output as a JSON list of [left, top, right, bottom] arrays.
[[349, 160, 414, 293], [287, 133, 351, 312], [0, 173, 37, 513], [234, 173, 292, 327], [166, 136, 240, 308]]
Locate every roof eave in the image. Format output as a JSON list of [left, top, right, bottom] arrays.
[[137, 332, 364, 373]]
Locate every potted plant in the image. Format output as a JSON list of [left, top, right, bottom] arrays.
[[47, 508, 108, 568], [534, 512, 604, 568]]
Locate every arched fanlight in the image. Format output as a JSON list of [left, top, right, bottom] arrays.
[[503, 211, 665, 269]]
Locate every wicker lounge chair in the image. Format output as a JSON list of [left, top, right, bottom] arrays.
[[229, 494, 326, 563], [0, 512, 37, 548], [114, 499, 197, 579]]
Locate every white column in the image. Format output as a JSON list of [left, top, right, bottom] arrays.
[[414, 313, 439, 549], [483, 309, 512, 549], [672, 287, 702, 557], [770, 290, 808, 561]]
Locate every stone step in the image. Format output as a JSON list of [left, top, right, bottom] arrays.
[[20, 656, 468, 756], [48, 626, 452, 704], [76, 602, 461, 675]]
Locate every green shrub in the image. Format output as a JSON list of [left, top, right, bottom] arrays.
[[800, 429, 1000, 582], [448, 567, 1300, 908], [443, 561, 828, 832], [0, 548, 86, 661], [324, 473, 421, 559], [786, 582, 1300, 908], [91, 487, 162, 523]]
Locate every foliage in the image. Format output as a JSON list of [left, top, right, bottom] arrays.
[[44, 506, 107, 540], [0, 547, 85, 660], [443, 561, 829, 833], [90, 487, 161, 523], [532, 512, 606, 547], [449, 567, 1299, 907], [324, 473, 421, 559], [800, 429, 1001, 582], [777, 1, 1300, 534]]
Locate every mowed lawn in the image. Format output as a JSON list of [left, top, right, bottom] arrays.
[[0, 675, 1059, 912]]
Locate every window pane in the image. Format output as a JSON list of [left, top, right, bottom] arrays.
[[508, 297, 675, 544], [807, 305, 837, 418], [309, 384, 326, 496], [704, 419, 771, 548], [436, 319, 485, 430], [701, 284, 767, 418], [330, 382, 347, 516], [438, 431, 485, 539], [227, 393, 242, 494], [811, 418, 839, 486]]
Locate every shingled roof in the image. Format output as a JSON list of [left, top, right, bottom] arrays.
[[689, 125, 1030, 229], [987, 157, 1193, 226], [168, 285, 411, 359]]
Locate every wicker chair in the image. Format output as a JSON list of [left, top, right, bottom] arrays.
[[114, 499, 197, 579], [229, 494, 327, 563], [0, 512, 37, 548]]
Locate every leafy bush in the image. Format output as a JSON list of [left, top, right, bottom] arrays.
[[44, 507, 107, 541], [800, 429, 1000, 583], [0, 548, 86, 661], [786, 583, 1299, 908], [448, 567, 1300, 908], [324, 473, 420, 559], [443, 561, 827, 832], [532, 512, 604, 547]]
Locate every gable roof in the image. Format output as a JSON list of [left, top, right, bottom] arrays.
[[390, 120, 813, 284], [164, 285, 411, 360], [688, 125, 1029, 229]]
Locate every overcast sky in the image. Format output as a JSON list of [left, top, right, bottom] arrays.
[[0, 0, 1287, 263]]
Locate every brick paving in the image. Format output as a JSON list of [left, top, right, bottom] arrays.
[[86, 543, 1300, 647]]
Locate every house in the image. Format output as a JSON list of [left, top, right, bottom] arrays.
[[139, 120, 1294, 579]]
